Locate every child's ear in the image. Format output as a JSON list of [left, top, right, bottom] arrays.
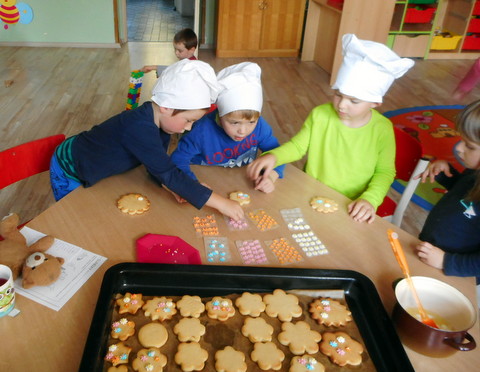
[[159, 106, 174, 115], [371, 102, 381, 109]]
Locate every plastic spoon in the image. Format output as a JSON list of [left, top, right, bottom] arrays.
[[387, 229, 439, 329]]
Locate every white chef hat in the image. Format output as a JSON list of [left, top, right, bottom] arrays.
[[332, 34, 414, 103], [216, 62, 263, 117], [151, 59, 219, 109]]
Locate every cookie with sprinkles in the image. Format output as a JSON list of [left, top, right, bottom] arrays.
[[142, 296, 177, 321], [309, 196, 338, 213], [104, 342, 132, 367], [132, 347, 167, 372], [319, 331, 364, 366], [205, 296, 235, 321], [229, 191, 251, 206], [289, 355, 325, 372], [309, 298, 352, 327], [110, 317, 135, 341], [116, 293, 144, 315]]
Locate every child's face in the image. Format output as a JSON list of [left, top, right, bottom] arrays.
[[159, 108, 206, 134], [173, 42, 196, 60], [219, 112, 258, 142], [332, 91, 379, 126], [456, 137, 480, 169]]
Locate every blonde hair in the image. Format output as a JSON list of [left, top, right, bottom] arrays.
[[455, 100, 480, 201], [223, 110, 260, 121]]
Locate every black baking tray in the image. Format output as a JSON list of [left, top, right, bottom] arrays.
[[79, 263, 414, 372]]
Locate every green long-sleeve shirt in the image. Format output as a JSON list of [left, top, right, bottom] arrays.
[[269, 103, 395, 208]]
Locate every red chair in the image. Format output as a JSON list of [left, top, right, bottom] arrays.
[[377, 127, 429, 227], [0, 134, 66, 236]]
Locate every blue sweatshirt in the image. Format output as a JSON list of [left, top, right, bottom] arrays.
[[171, 110, 285, 180], [419, 167, 480, 282], [69, 101, 212, 209]]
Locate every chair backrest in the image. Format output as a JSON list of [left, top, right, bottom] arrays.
[[0, 134, 66, 189]]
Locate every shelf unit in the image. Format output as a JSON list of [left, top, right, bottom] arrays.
[[387, 0, 441, 58], [429, 0, 480, 59]]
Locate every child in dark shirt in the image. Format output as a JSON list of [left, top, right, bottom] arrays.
[[415, 100, 480, 283], [50, 59, 244, 221]]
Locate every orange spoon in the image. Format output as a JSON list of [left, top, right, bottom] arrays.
[[387, 229, 439, 329]]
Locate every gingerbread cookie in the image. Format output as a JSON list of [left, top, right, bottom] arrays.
[[104, 342, 132, 367], [110, 317, 135, 341], [174, 317, 206, 342], [176, 295, 205, 318], [229, 191, 251, 206], [235, 292, 265, 317], [251, 341, 285, 371], [319, 331, 364, 367], [215, 346, 247, 372], [309, 298, 352, 327], [206, 296, 235, 321], [277, 321, 321, 355], [142, 296, 177, 321], [138, 322, 168, 348], [117, 193, 150, 215], [108, 366, 128, 372], [242, 317, 274, 343], [289, 355, 325, 372], [116, 293, 144, 315], [309, 196, 338, 213], [174, 342, 209, 371], [132, 347, 167, 372], [263, 289, 302, 322]]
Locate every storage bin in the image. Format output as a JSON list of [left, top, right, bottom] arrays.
[[473, 1, 480, 16], [468, 18, 480, 33], [430, 31, 462, 50], [409, 0, 437, 4], [392, 34, 430, 57], [404, 6, 436, 23], [462, 34, 480, 50], [327, 0, 344, 10]]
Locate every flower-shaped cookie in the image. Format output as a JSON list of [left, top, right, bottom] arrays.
[[289, 355, 325, 372], [215, 346, 247, 372], [241, 317, 274, 343], [206, 296, 235, 321], [235, 292, 265, 317], [116, 293, 144, 315], [110, 318, 135, 341], [263, 289, 302, 322], [107, 366, 128, 372], [174, 342, 208, 371], [142, 296, 177, 321], [319, 331, 364, 366], [174, 317, 206, 342], [104, 342, 132, 367], [278, 321, 321, 355], [251, 341, 285, 371], [132, 348, 167, 372], [309, 298, 352, 327], [176, 295, 205, 318]]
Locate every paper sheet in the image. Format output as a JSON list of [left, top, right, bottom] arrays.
[[14, 227, 107, 311]]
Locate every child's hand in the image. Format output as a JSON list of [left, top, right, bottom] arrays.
[[141, 65, 157, 73], [415, 160, 452, 183], [246, 154, 277, 184], [254, 170, 279, 193], [416, 241, 445, 270], [162, 185, 186, 203], [347, 199, 375, 223], [206, 193, 245, 221]]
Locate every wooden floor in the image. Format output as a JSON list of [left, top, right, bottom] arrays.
[[1, 43, 480, 236]]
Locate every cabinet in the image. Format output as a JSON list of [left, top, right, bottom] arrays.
[[387, 0, 440, 58], [216, 0, 306, 58]]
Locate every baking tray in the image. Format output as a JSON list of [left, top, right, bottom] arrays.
[[79, 263, 414, 372]]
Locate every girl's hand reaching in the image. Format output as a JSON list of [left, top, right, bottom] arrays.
[[415, 160, 452, 183], [416, 241, 445, 270], [246, 154, 277, 185], [206, 192, 245, 221], [347, 199, 375, 223]]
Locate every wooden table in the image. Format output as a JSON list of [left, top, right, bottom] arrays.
[[1, 164, 478, 371]]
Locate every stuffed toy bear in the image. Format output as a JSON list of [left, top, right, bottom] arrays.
[[0, 213, 54, 280], [22, 252, 65, 289]]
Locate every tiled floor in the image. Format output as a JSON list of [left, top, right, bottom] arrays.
[[127, 0, 194, 42]]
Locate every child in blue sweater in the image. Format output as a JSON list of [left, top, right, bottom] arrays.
[[415, 100, 480, 283], [50, 59, 244, 221], [171, 62, 284, 193]]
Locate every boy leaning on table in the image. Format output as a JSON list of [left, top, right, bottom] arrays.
[[49, 59, 244, 221], [247, 34, 414, 224]]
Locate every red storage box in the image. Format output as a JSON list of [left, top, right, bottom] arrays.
[[468, 18, 480, 33], [473, 1, 480, 16], [462, 35, 480, 50], [404, 6, 436, 23]]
